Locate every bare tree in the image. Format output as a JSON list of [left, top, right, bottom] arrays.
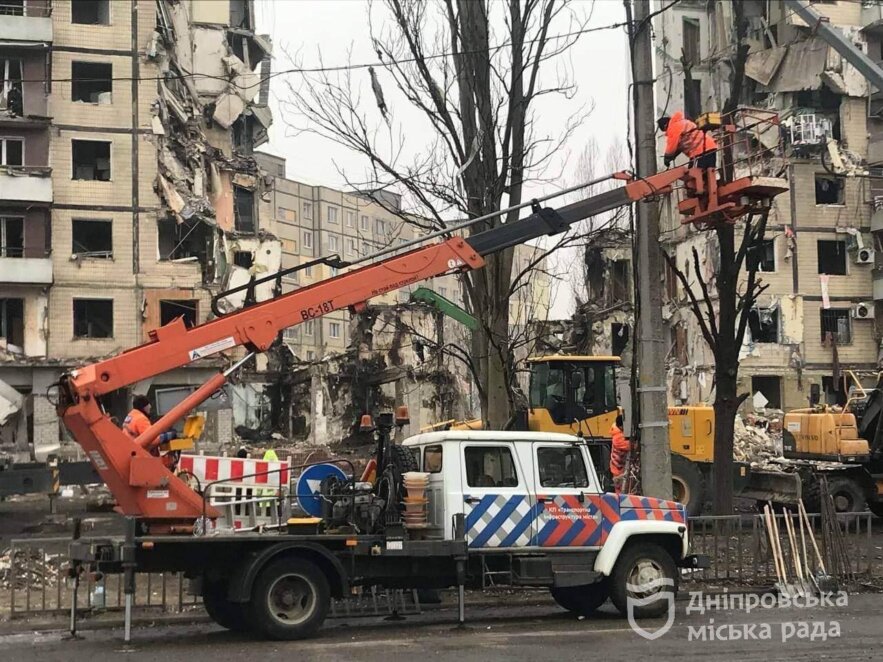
[[661, 2, 766, 514], [281, 0, 590, 427]]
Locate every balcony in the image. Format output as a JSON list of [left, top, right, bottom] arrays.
[[0, 3, 52, 43], [0, 167, 52, 204], [0, 256, 52, 284]]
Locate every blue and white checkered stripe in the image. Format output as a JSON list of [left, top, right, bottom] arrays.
[[464, 494, 537, 548]]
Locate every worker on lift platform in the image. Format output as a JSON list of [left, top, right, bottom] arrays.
[[658, 111, 718, 169], [124, 395, 178, 468]]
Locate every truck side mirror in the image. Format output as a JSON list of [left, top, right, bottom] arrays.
[[810, 383, 821, 407], [570, 370, 583, 389]]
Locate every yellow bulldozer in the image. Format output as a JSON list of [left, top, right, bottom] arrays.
[[426, 355, 797, 515]]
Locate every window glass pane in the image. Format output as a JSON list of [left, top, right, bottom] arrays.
[[423, 445, 442, 473], [537, 447, 589, 488], [464, 446, 518, 488]]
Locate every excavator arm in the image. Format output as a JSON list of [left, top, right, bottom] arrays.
[[54, 165, 700, 529]]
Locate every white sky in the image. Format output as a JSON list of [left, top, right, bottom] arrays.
[[255, 0, 630, 318]]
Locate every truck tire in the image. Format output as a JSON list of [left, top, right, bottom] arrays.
[[670, 455, 704, 517], [203, 580, 249, 632], [826, 477, 866, 513], [609, 542, 677, 619], [550, 581, 609, 615], [246, 557, 330, 640], [389, 444, 418, 475]]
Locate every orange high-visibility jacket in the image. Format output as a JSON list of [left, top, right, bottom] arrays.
[[609, 424, 630, 478], [664, 110, 717, 159], [122, 408, 150, 439]]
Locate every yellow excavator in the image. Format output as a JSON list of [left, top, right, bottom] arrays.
[[426, 355, 795, 514]]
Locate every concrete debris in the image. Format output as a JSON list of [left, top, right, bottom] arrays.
[[734, 413, 783, 469], [0, 548, 63, 590]]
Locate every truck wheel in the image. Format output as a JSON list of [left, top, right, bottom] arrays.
[[550, 581, 608, 615], [826, 477, 866, 513], [670, 455, 704, 517], [389, 444, 418, 474], [247, 558, 330, 640], [203, 580, 249, 632], [609, 542, 677, 619]]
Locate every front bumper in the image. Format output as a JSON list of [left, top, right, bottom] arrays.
[[679, 553, 711, 569]]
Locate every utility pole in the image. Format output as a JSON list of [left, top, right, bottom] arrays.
[[626, 0, 672, 499]]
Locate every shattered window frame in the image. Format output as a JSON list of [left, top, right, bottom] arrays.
[[0, 215, 24, 257], [748, 306, 780, 344], [71, 139, 112, 181], [0, 135, 24, 166], [0, 297, 24, 347], [71, 0, 111, 25], [71, 60, 113, 104], [817, 240, 847, 275], [233, 185, 255, 233], [159, 299, 198, 328], [72, 297, 114, 339], [814, 174, 845, 205], [71, 218, 113, 258], [757, 239, 776, 272], [682, 17, 700, 66], [750, 375, 782, 410], [820, 308, 851, 344]]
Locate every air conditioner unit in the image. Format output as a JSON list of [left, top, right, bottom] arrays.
[[856, 247, 875, 264], [852, 302, 874, 320]]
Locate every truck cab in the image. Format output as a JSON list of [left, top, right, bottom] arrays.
[[403, 430, 701, 617]]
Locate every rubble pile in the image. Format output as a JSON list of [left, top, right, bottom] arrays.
[[0, 548, 64, 590], [733, 413, 783, 469]]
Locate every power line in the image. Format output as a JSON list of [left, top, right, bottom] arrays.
[[10, 19, 633, 87]]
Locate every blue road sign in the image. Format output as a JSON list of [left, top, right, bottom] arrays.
[[295, 463, 348, 517]]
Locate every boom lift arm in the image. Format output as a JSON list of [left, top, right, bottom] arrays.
[[55, 162, 771, 530]]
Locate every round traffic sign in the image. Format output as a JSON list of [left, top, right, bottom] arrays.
[[295, 463, 348, 517]]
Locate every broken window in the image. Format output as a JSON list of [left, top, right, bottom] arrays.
[[71, 0, 110, 25], [72, 219, 112, 258], [820, 308, 851, 344], [327, 206, 338, 224], [73, 298, 113, 339], [329, 321, 341, 339], [610, 260, 631, 302], [0, 1, 24, 17], [233, 186, 255, 232], [157, 218, 211, 266], [0, 216, 23, 257], [748, 307, 779, 343], [817, 240, 847, 275], [72, 139, 111, 181], [71, 61, 112, 104], [815, 174, 844, 205], [612, 323, 630, 356], [682, 18, 700, 66], [756, 239, 775, 272], [0, 137, 23, 166], [684, 77, 701, 120], [751, 376, 781, 409], [229, 0, 251, 28], [0, 298, 24, 348], [278, 207, 296, 223], [822, 376, 848, 407], [233, 251, 253, 268], [159, 299, 198, 328], [0, 59, 23, 116]]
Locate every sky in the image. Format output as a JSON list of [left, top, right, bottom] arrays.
[[254, 0, 631, 318]]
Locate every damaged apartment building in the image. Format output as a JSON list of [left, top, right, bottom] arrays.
[[0, 0, 274, 459], [653, 0, 883, 411]]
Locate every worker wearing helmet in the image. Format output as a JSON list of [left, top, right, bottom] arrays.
[[609, 414, 630, 494], [123, 395, 178, 465], [658, 111, 717, 169]]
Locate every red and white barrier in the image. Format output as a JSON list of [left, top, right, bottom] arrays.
[[178, 454, 290, 487]]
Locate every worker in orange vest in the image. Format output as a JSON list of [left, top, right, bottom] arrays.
[[658, 110, 718, 169], [123, 395, 178, 466], [609, 414, 631, 494]]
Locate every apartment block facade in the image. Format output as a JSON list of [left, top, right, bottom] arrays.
[[0, 0, 273, 457], [653, 0, 882, 411], [256, 151, 552, 362]]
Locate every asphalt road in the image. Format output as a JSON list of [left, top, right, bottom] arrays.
[[2, 592, 882, 661]]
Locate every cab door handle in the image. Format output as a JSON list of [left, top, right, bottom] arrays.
[[464, 496, 481, 504], [537, 496, 554, 503]]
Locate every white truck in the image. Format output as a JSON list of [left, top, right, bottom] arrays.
[[70, 429, 706, 640]]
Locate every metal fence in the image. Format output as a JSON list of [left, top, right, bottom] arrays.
[[685, 511, 877, 585]]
